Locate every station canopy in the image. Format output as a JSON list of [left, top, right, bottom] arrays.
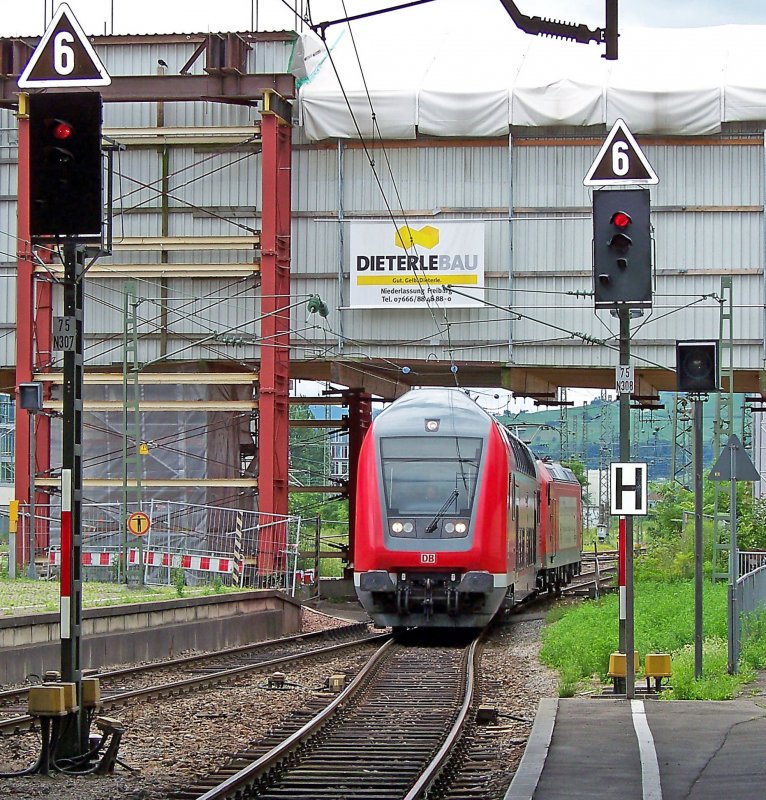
[[293, 0, 766, 140]]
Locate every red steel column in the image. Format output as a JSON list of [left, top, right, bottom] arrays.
[[258, 92, 292, 574], [34, 271, 53, 554], [14, 96, 54, 565], [14, 97, 33, 569]]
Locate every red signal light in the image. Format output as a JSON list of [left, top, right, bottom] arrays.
[[52, 120, 73, 140], [611, 211, 631, 229]]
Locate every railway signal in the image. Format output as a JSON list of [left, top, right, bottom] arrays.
[[676, 340, 719, 393], [29, 91, 103, 238], [592, 187, 651, 308]]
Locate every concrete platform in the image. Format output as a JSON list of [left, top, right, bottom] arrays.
[[0, 590, 301, 684], [505, 695, 766, 800]]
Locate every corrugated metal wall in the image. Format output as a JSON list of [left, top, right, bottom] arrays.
[[0, 36, 763, 384], [510, 138, 764, 373]]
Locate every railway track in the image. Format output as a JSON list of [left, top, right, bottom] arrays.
[[563, 564, 617, 596], [0, 623, 384, 735], [174, 635, 482, 800]]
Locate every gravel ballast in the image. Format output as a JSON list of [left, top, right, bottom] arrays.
[[0, 607, 557, 799]]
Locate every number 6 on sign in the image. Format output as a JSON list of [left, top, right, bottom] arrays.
[[53, 32, 75, 75], [612, 141, 630, 176]]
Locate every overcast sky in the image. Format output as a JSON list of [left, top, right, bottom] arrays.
[[3, 0, 766, 37]]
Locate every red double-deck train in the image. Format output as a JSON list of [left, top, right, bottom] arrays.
[[354, 388, 582, 629]]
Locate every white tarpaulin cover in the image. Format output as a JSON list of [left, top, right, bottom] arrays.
[[295, 0, 766, 139]]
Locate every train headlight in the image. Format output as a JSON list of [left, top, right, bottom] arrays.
[[444, 522, 455, 534], [455, 521, 467, 534], [390, 520, 415, 536]]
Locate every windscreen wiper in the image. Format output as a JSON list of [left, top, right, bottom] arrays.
[[425, 489, 459, 534]]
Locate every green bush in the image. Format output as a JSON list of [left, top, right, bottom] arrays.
[[664, 638, 751, 700], [741, 608, 766, 672], [541, 578, 766, 699], [171, 567, 185, 597]]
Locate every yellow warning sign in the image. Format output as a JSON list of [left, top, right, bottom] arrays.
[[127, 511, 151, 536]]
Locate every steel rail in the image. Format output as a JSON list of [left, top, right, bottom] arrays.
[[403, 635, 481, 800], [0, 631, 388, 736], [195, 638, 396, 800], [0, 622, 369, 707]]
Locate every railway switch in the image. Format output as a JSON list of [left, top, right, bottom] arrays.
[[60, 681, 78, 712], [607, 650, 640, 693], [643, 653, 672, 691], [82, 676, 102, 708]]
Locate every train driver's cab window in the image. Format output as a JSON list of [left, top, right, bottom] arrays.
[[380, 436, 482, 517]]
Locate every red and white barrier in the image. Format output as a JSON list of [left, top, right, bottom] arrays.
[[294, 568, 316, 586], [128, 549, 233, 574], [49, 548, 233, 574]]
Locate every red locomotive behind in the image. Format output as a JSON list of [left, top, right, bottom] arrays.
[[354, 388, 582, 629]]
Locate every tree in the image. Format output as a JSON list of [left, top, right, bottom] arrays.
[[288, 404, 349, 524], [562, 458, 590, 505]]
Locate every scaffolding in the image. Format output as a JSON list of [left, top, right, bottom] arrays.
[[671, 395, 693, 490], [712, 277, 735, 582]]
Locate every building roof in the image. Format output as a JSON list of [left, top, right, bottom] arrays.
[[295, 4, 766, 140]]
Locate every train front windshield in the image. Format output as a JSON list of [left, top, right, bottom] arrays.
[[380, 436, 482, 516]]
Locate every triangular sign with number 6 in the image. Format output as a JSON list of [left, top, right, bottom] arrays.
[[584, 119, 658, 186], [18, 2, 111, 88]]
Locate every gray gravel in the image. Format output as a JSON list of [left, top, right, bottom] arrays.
[[0, 607, 557, 799]]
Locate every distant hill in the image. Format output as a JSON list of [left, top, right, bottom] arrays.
[[497, 392, 748, 480]]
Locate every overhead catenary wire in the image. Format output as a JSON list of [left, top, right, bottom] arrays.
[[310, 2, 461, 383]]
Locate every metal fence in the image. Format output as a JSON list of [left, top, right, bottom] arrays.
[[738, 550, 766, 579], [15, 500, 303, 594], [736, 564, 766, 618], [734, 552, 766, 666]]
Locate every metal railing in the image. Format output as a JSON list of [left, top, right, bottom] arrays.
[[735, 564, 766, 618], [738, 550, 766, 579], [15, 500, 303, 594], [734, 553, 766, 666]]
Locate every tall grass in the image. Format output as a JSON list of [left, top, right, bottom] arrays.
[[539, 580, 766, 699]]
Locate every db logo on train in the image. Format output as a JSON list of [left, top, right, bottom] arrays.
[[420, 553, 437, 564]]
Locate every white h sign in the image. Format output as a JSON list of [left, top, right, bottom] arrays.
[[610, 462, 648, 516]]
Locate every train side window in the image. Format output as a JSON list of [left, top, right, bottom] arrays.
[[510, 476, 516, 520]]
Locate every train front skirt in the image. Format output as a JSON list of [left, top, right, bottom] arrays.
[[354, 569, 514, 629]]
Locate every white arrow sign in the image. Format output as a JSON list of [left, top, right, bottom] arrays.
[[18, 3, 111, 88]]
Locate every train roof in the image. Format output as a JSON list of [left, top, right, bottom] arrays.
[[374, 388, 493, 437], [538, 460, 580, 484]]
